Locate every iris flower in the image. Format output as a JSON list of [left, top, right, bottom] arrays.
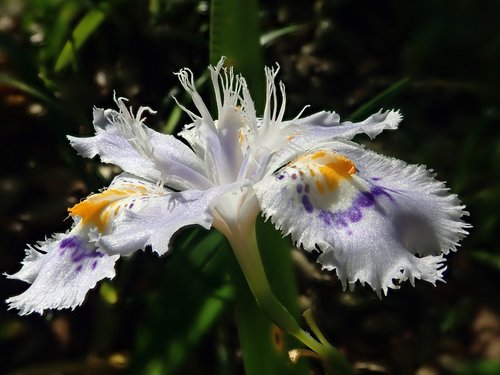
[[7, 58, 469, 318]]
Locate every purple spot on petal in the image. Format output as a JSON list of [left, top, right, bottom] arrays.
[[357, 191, 376, 207], [372, 177, 381, 181], [291, 173, 297, 180], [333, 213, 349, 228], [91, 260, 98, 270], [60, 236, 106, 266], [75, 265, 83, 272], [129, 203, 134, 209], [60, 236, 79, 249], [302, 195, 314, 213], [277, 174, 284, 180], [319, 210, 331, 225], [318, 183, 397, 232], [348, 207, 362, 222], [371, 185, 394, 201], [296, 184, 303, 194]]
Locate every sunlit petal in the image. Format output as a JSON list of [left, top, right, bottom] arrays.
[[255, 143, 469, 295], [6, 232, 119, 315]]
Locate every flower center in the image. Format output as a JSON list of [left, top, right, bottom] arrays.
[[291, 150, 356, 194]]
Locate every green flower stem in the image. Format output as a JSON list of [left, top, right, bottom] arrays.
[[224, 218, 354, 375]]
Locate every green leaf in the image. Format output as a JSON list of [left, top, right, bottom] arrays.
[[0, 73, 64, 113], [210, 0, 264, 111], [470, 251, 500, 270], [43, 2, 82, 62], [349, 77, 410, 121], [129, 230, 234, 375], [54, 8, 107, 72], [455, 359, 500, 375], [260, 25, 305, 47]]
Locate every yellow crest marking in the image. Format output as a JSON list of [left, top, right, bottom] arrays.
[[291, 150, 356, 194], [68, 187, 146, 233]]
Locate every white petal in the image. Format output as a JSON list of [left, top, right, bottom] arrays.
[[98, 183, 242, 256], [254, 144, 469, 295], [285, 109, 401, 140], [69, 103, 211, 190], [267, 110, 402, 174], [67, 173, 168, 235], [177, 61, 247, 184], [6, 232, 119, 315]]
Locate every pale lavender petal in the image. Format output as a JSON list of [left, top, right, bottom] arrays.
[[267, 109, 402, 174], [98, 183, 242, 256], [286, 109, 401, 140], [254, 144, 469, 295], [6, 232, 119, 315], [68, 103, 212, 190]]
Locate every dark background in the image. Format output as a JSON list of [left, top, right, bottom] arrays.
[[1, 0, 499, 374]]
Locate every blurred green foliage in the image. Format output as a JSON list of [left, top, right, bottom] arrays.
[[0, 0, 499, 374]]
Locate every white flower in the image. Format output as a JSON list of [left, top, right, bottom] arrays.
[[7, 58, 470, 314]]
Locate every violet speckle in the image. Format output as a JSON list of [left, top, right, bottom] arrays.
[[59, 235, 104, 271], [277, 174, 284, 180], [60, 236, 79, 249], [296, 184, 303, 194], [347, 207, 362, 222], [319, 185, 394, 231], [371, 185, 394, 201], [302, 195, 314, 213], [70, 246, 104, 263], [357, 191, 376, 207], [291, 173, 297, 180]]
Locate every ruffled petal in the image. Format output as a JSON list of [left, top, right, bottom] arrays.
[[266, 109, 402, 175], [68, 99, 212, 190], [6, 232, 119, 315], [68, 173, 168, 236], [254, 144, 470, 295], [98, 183, 242, 256], [285, 109, 401, 141], [6, 173, 166, 315]]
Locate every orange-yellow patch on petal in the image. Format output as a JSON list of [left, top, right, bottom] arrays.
[[68, 187, 146, 233], [68, 196, 111, 233], [238, 129, 244, 145], [316, 180, 325, 194], [311, 151, 326, 160], [318, 158, 354, 191], [291, 150, 356, 194]]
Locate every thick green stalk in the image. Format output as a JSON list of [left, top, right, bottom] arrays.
[[224, 218, 355, 375]]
